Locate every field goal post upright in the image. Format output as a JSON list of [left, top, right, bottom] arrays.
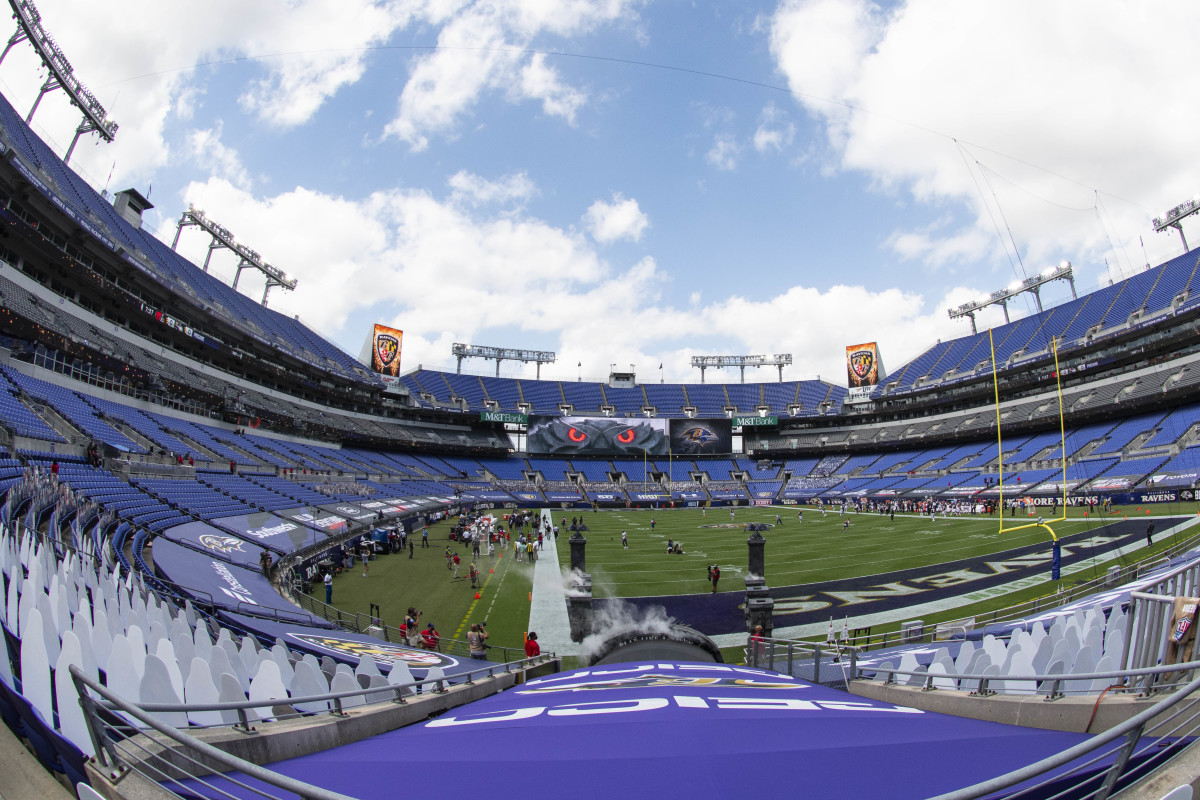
[[991, 329, 1067, 544]]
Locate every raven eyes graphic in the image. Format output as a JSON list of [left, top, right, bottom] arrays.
[[527, 417, 668, 454]]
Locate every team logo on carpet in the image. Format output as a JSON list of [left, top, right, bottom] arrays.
[[699, 523, 774, 530], [287, 633, 458, 669], [518, 675, 798, 694], [199, 533, 245, 554]]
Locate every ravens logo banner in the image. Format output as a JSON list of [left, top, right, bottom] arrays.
[[846, 342, 882, 388]]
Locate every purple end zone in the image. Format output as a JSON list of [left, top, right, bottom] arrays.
[[170, 663, 1133, 799]]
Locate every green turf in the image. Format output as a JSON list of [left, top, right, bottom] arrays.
[[310, 502, 1198, 654], [553, 503, 1188, 598], [313, 518, 538, 660]]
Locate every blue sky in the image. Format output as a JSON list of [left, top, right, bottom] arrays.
[[0, 0, 1195, 385]]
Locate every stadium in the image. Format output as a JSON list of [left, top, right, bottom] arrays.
[[1, 1, 1200, 799]]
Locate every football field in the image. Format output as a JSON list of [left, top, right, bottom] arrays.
[[562, 504, 1178, 598], [316, 502, 1196, 655]]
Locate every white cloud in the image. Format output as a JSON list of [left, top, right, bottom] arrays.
[[157, 174, 980, 382], [384, 0, 643, 150], [584, 193, 649, 243], [185, 123, 251, 191], [447, 170, 536, 206], [767, 0, 1200, 281], [753, 102, 795, 153], [235, 1, 414, 127], [517, 53, 587, 123], [0, 0, 415, 190], [706, 134, 740, 171]]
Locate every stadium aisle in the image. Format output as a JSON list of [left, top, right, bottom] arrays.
[[529, 509, 578, 656]]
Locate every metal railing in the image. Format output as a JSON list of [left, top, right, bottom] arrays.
[[798, 526, 1200, 653], [924, 668, 1200, 800], [71, 655, 553, 799], [1121, 555, 1200, 680], [745, 638, 862, 686], [857, 657, 1200, 700]]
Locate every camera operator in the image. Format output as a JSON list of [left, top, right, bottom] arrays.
[[405, 607, 421, 646], [467, 622, 489, 659]]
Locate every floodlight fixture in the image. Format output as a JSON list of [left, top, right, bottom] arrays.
[[948, 262, 1076, 334], [0, 0, 117, 165], [171, 206, 296, 306], [689, 353, 792, 383], [1152, 195, 1200, 251], [451, 342, 556, 378]]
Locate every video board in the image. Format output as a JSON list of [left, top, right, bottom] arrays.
[[527, 416, 732, 456], [370, 323, 403, 379], [846, 341, 883, 388], [668, 418, 732, 455]]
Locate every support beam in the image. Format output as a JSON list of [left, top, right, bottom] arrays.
[[450, 343, 555, 377], [5, 0, 118, 164], [949, 263, 1074, 330], [690, 354, 792, 383], [172, 206, 296, 304]]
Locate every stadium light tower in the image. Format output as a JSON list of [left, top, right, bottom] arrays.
[[451, 343, 556, 378], [690, 354, 792, 383], [948, 263, 1076, 334], [1153, 196, 1200, 251], [0, 0, 118, 165], [171, 206, 297, 306]]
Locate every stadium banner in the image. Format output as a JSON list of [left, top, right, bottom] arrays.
[[527, 415, 670, 455], [359, 323, 403, 385], [152, 541, 322, 619], [732, 415, 778, 427], [1105, 489, 1196, 505], [163, 521, 268, 571], [481, 411, 528, 424], [319, 503, 380, 522], [668, 418, 733, 455], [354, 499, 409, 516], [277, 506, 351, 533], [846, 341, 885, 388], [211, 511, 321, 550], [846, 386, 873, 404]]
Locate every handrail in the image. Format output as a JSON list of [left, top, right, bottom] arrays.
[[69, 666, 357, 800], [855, 656, 1200, 688], [925, 668, 1200, 799], [74, 655, 553, 720]]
